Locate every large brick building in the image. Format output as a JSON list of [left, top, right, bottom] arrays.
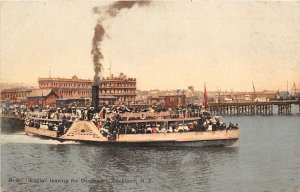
[[0, 88, 32, 101], [38, 73, 136, 104]]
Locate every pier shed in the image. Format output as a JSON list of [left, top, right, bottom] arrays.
[[27, 89, 59, 107]]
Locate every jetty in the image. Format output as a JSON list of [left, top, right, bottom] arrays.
[[209, 100, 300, 115]]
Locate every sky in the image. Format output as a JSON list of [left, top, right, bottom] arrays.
[[1, 1, 300, 92]]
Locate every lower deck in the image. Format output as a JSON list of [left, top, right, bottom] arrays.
[[25, 120, 239, 147]]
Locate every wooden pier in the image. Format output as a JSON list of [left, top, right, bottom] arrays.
[[208, 100, 299, 115]]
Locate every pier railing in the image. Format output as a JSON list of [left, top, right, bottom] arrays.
[[208, 100, 300, 115]]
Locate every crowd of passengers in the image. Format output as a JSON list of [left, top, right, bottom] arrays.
[[4, 104, 208, 121], [25, 118, 71, 137], [102, 114, 239, 138], [2, 104, 207, 119], [5, 103, 238, 137]]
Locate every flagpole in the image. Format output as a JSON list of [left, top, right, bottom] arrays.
[[203, 82, 208, 110]]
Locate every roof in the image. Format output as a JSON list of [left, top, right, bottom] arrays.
[[38, 73, 136, 83], [38, 76, 92, 83], [1, 88, 33, 93], [27, 89, 58, 98]]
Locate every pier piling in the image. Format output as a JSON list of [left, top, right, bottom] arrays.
[[209, 100, 298, 116]]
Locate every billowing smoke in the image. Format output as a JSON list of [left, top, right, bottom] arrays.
[[91, 24, 105, 85], [91, 1, 150, 85]]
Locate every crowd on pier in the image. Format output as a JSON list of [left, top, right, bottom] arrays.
[[1, 104, 28, 118]]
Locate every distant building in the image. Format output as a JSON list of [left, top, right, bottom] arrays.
[[186, 95, 200, 104], [149, 96, 164, 105], [164, 95, 186, 108], [27, 89, 59, 107], [294, 89, 300, 97], [0, 88, 32, 101], [277, 91, 289, 100], [149, 95, 186, 108], [38, 73, 136, 104]]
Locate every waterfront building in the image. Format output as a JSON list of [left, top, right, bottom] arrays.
[[149, 95, 186, 108], [0, 88, 32, 101], [27, 89, 59, 107], [38, 73, 136, 104]]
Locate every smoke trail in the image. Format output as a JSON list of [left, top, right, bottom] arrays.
[[91, 1, 150, 85], [91, 23, 105, 85], [107, 1, 150, 17]]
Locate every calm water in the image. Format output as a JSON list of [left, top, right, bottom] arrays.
[[1, 115, 300, 192]]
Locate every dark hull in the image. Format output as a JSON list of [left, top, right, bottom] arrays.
[[80, 138, 239, 147]]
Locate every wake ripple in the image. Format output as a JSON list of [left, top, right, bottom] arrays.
[[1, 133, 80, 145]]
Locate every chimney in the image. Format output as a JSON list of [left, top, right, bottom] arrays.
[[92, 85, 99, 112]]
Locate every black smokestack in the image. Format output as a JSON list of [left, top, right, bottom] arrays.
[[92, 85, 99, 112]]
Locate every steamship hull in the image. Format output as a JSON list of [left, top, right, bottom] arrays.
[[81, 139, 239, 147], [25, 120, 239, 147]]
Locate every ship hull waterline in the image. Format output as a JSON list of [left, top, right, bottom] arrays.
[[25, 121, 239, 147]]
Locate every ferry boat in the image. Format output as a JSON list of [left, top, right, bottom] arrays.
[[24, 109, 239, 147]]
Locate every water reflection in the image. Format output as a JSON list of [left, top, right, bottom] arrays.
[[1, 122, 240, 192], [74, 145, 239, 191], [48, 144, 70, 157]]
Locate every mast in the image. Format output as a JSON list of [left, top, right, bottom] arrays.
[[252, 81, 256, 100], [292, 83, 296, 95], [203, 82, 208, 109], [217, 85, 220, 103]]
